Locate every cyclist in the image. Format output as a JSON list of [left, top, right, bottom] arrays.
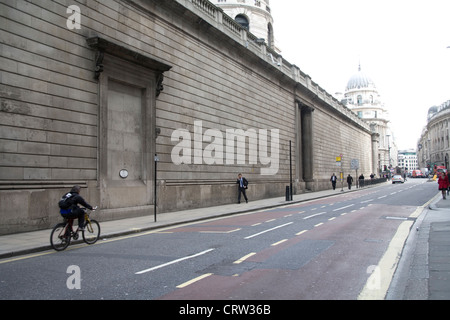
[[60, 185, 95, 230]]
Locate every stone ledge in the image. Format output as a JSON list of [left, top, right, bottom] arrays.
[[0, 181, 87, 190]]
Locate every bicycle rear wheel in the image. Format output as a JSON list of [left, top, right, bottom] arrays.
[[50, 223, 71, 251], [82, 219, 100, 244]]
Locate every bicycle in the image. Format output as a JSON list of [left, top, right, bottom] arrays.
[[50, 207, 100, 251]]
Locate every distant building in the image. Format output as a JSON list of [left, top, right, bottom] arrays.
[[398, 150, 418, 172], [417, 100, 450, 169], [341, 65, 398, 175]]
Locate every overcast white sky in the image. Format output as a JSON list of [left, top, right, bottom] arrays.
[[270, 0, 450, 150]]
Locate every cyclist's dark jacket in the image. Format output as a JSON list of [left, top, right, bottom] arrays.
[[60, 192, 93, 214]]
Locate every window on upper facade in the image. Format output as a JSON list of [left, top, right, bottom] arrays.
[[267, 23, 274, 49], [235, 15, 249, 30], [357, 95, 362, 106]]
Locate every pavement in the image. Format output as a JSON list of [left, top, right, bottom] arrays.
[[1, 181, 450, 300], [387, 187, 450, 300]]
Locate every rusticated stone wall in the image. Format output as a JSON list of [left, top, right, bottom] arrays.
[[0, 0, 373, 234]]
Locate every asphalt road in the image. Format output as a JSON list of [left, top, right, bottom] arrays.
[[0, 178, 438, 301]]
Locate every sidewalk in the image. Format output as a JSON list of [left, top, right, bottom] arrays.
[[0, 186, 360, 259], [387, 192, 450, 300]]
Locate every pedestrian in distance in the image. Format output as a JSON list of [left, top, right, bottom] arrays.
[[347, 174, 353, 190], [438, 172, 449, 200], [358, 173, 365, 188], [446, 171, 450, 195], [236, 173, 249, 203], [330, 173, 338, 190]]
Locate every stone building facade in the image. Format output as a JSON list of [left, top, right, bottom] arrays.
[[210, 0, 276, 51], [0, 0, 375, 235], [417, 100, 450, 170], [340, 65, 398, 175]]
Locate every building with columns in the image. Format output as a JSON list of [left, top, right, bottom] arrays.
[[417, 100, 450, 170], [340, 65, 398, 175]]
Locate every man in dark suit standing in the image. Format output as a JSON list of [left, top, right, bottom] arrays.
[[347, 174, 354, 190], [236, 173, 248, 203]]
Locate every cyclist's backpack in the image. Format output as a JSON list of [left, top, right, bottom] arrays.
[[58, 192, 74, 210]]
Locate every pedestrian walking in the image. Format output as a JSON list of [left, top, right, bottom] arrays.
[[438, 172, 449, 199], [347, 174, 353, 190], [330, 173, 338, 190], [236, 173, 248, 203], [446, 171, 450, 195], [358, 173, 365, 188]]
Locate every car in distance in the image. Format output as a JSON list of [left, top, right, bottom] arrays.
[[392, 174, 405, 184]]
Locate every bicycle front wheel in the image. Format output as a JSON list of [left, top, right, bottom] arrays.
[[50, 223, 71, 251], [82, 219, 100, 244]]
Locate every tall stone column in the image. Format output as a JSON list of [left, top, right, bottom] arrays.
[[370, 123, 380, 176], [296, 100, 315, 190]]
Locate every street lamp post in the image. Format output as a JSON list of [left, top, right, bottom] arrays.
[[289, 140, 293, 201], [154, 128, 161, 222], [154, 154, 159, 222], [387, 134, 391, 178], [428, 138, 431, 167]]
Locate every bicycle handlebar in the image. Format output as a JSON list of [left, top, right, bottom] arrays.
[[82, 206, 98, 212]]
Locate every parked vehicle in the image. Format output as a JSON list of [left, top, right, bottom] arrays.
[[412, 170, 423, 178], [420, 168, 429, 178], [392, 174, 405, 184], [436, 166, 447, 175]]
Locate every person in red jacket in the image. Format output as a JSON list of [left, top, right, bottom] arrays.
[[438, 172, 449, 199]]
